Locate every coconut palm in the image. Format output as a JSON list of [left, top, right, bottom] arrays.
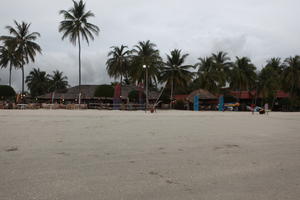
[[49, 70, 69, 92], [211, 51, 232, 87], [25, 68, 49, 97], [258, 58, 283, 105], [59, 0, 100, 97], [130, 40, 163, 84], [230, 57, 257, 100], [282, 56, 300, 100], [106, 45, 131, 84], [160, 49, 194, 105], [0, 21, 42, 94], [266, 57, 283, 72], [196, 56, 223, 94], [0, 43, 21, 86]]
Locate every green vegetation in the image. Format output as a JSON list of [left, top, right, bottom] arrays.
[[49, 70, 69, 92], [106, 45, 131, 84], [174, 100, 185, 110], [25, 68, 68, 97], [160, 49, 194, 106], [0, 85, 16, 100], [94, 85, 114, 98], [0, 44, 20, 86], [128, 90, 145, 103], [0, 21, 42, 95], [130, 40, 163, 84]]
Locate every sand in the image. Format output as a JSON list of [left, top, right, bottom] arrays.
[[0, 110, 300, 200]]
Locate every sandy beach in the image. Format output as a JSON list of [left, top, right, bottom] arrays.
[[0, 110, 300, 200]]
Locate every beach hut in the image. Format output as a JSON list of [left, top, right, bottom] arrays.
[[187, 89, 218, 110]]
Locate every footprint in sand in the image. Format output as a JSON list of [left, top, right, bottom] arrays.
[[149, 171, 159, 176], [5, 147, 18, 152], [214, 144, 240, 150], [56, 152, 70, 156]]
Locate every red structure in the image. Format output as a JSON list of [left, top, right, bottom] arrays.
[[114, 84, 121, 99]]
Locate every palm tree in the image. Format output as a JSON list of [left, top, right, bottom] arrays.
[[25, 68, 49, 97], [0, 21, 42, 94], [266, 57, 283, 72], [258, 58, 282, 106], [196, 57, 222, 94], [0, 43, 21, 86], [211, 51, 232, 87], [59, 0, 100, 101], [49, 70, 69, 92], [230, 57, 257, 101], [160, 49, 194, 106], [130, 40, 163, 84], [282, 56, 300, 102], [106, 45, 131, 84]]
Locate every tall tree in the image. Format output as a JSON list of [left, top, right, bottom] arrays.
[[59, 0, 100, 97], [211, 51, 232, 87], [160, 49, 194, 105], [196, 57, 222, 94], [230, 57, 257, 100], [258, 58, 282, 105], [106, 45, 131, 84], [49, 70, 69, 92], [0, 43, 21, 86], [130, 40, 163, 84], [25, 68, 49, 97], [0, 21, 42, 94], [282, 56, 300, 102]]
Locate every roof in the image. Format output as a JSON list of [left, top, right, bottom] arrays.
[[38, 84, 160, 100], [174, 94, 189, 101], [38, 85, 99, 100], [276, 91, 289, 98], [230, 90, 289, 99], [187, 89, 218, 101], [230, 91, 254, 99]]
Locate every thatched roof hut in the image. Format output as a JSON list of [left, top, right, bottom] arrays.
[[187, 89, 218, 101], [38, 85, 100, 100], [38, 85, 160, 101]]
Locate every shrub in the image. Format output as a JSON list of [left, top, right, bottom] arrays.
[[160, 91, 171, 104], [174, 100, 185, 110], [128, 90, 145, 103], [0, 85, 16, 100], [94, 85, 114, 97]]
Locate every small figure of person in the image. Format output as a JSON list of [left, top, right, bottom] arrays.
[[250, 104, 255, 114], [264, 103, 269, 115], [259, 108, 265, 115]]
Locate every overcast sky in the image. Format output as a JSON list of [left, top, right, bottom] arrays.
[[0, 0, 300, 92]]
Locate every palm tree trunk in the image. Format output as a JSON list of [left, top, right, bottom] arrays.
[[21, 65, 25, 103], [120, 75, 123, 98], [9, 65, 12, 86], [170, 78, 173, 109], [78, 35, 81, 105], [21, 65, 24, 94]]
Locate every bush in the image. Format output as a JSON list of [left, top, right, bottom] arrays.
[[128, 90, 145, 103], [0, 85, 16, 100], [174, 100, 185, 110], [160, 90, 171, 104], [94, 85, 114, 97]]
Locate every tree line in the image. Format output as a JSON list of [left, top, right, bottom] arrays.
[[106, 41, 300, 108], [0, 0, 299, 109]]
